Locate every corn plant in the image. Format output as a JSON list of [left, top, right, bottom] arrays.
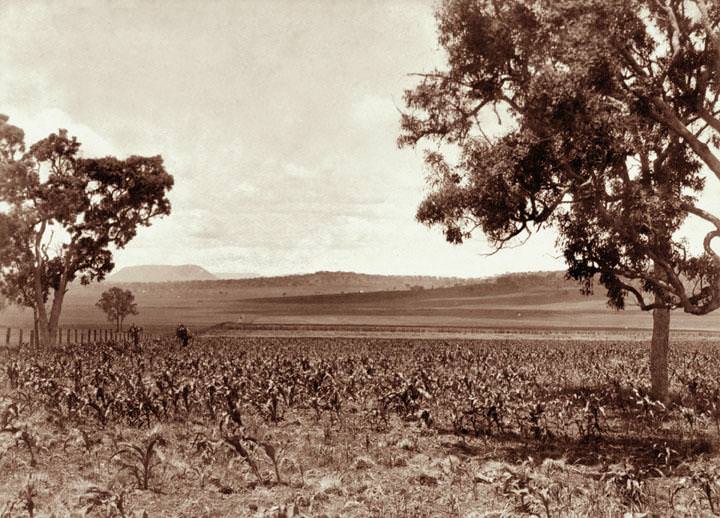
[[78, 485, 127, 517], [0, 403, 19, 433], [6, 362, 19, 389], [602, 461, 647, 511], [689, 464, 720, 514], [260, 441, 284, 484], [17, 476, 38, 518], [498, 463, 534, 513], [14, 428, 37, 468], [111, 428, 166, 491], [224, 434, 264, 483]]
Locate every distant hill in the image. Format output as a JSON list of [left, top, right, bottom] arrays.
[[99, 269, 482, 288], [109, 265, 217, 283], [107, 270, 486, 290], [214, 272, 261, 279], [199, 270, 485, 290], [249, 270, 572, 304]]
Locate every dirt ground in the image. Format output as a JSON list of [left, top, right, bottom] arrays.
[[0, 403, 718, 517]]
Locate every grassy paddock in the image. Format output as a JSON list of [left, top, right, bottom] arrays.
[[1, 336, 720, 516]]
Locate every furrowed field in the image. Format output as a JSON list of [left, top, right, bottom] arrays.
[[2, 336, 720, 517]]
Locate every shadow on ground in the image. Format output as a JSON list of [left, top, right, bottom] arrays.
[[435, 383, 716, 476]]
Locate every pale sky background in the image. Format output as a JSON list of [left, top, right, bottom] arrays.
[[1, 1, 717, 278]]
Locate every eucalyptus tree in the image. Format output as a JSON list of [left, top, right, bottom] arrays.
[[399, 0, 720, 401], [0, 115, 173, 345]]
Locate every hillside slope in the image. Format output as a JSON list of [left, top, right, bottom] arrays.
[[5, 270, 717, 333]]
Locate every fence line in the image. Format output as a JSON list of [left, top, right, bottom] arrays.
[[0, 326, 161, 347]]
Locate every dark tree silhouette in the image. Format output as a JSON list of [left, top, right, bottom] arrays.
[[399, 0, 720, 402], [97, 287, 139, 332], [0, 115, 173, 345]]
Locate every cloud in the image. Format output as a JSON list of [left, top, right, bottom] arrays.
[[1, 0, 571, 278], [351, 94, 400, 130], [283, 162, 315, 178], [11, 108, 119, 157]]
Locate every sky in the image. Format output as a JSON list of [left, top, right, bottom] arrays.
[[1, 1, 716, 278]]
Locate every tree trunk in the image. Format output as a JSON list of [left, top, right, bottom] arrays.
[[32, 307, 39, 347], [650, 306, 670, 404], [33, 276, 50, 346], [32, 220, 50, 346], [46, 274, 68, 347]]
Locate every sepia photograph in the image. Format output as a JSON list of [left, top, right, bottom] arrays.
[[2, 0, 720, 515]]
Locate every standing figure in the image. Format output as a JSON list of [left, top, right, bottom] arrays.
[[129, 323, 142, 351], [176, 323, 190, 347]]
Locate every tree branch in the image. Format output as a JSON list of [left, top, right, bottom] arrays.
[[650, 96, 720, 181], [614, 275, 661, 310], [694, 0, 720, 73]]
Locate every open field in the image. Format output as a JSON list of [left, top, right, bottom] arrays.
[[201, 322, 720, 343], [3, 272, 720, 336], [2, 335, 720, 516]]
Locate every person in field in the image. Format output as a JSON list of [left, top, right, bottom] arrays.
[[129, 323, 142, 350], [176, 323, 190, 347]]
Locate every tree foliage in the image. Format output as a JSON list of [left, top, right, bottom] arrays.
[[0, 114, 173, 344], [96, 287, 139, 332], [399, 0, 720, 315]]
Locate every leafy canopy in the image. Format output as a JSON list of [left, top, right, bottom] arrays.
[[399, 0, 720, 314], [96, 287, 138, 326], [0, 115, 173, 308]]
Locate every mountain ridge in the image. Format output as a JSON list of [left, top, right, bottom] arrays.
[[109, 264, 217, 283], [105, 268, 492, 288]]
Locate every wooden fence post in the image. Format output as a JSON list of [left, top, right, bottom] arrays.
[[93, 329, 97, 342], [74, 329, 78, 344], [5, 328, 10, 346], [18, 329, 23, 346], [30, 330, 34, 347]]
